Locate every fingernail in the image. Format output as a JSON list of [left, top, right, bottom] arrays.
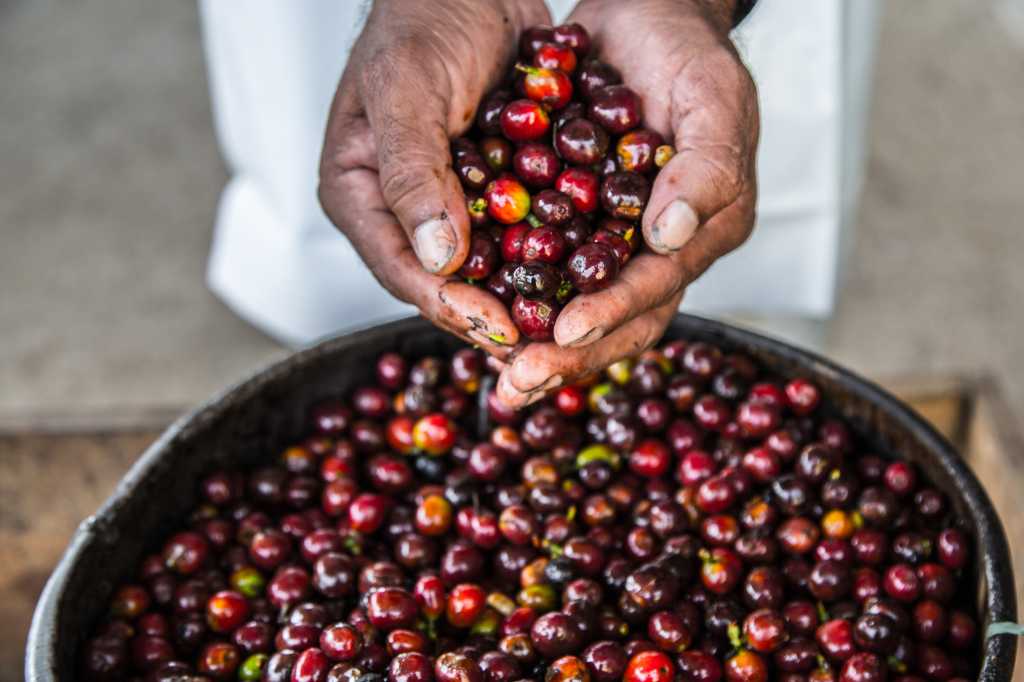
[[648, 200, 699, 252], [413, 217, 457, 273], [527, 374, 563, 394], [523, 390, 547, 406], [563, 326, 604, 348], [524, 377, 563, 406]]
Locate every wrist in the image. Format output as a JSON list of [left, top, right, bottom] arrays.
[[694, 0, 737, 33], [572, 0, 746, 38]]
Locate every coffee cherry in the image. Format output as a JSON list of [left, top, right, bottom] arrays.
[[415, 494, 453, 536], [486, 262, 518, 305], [522, 226, 567, 263], [513, 143, 561, 188], [366, 587, 419, 630], [556, 168, 600, 213], [485, 175, 532, 224], [589, 85, 642, 134], [501, 99, 551, 141], [480, 135, 514, 171], [816, 619, 855, 662], [163, 531, 209, 575], [600, 172, 650, 221], [839, 653, 885, 682], [629, 439, 672, 478], [566, 243, 619, 294], [724, 650, 767, 682], [535, 41, 578, 72], [556, 117, 610, 165], [533, 189, 575, 226], [647, 611, 692, 653], [518, 65, 574, 110], [512, 261, 562, 301], [531, 612, 586, 659], [883, 564, 921, 602], [206, 590, 249, 633], [390, 652, 435, 682], [625, 650, 675, 682], [678, 651, 723, 682], [520, 26, 555, 58], [782, 379, 820, 416], [511, 296, 559, 341], [698, 548, 743, 594], [321, 623, 362, 661], [458, 234, 498, 281], [447, 583, 487, 628], [616, 129, 664, 174], [936, 528, 969, 569], [743, 609, 788, 653], [553, 23, 591, 57], [453, 141, 494, 191], [197, 641, 241, 679], [412, 413, 457, 455]]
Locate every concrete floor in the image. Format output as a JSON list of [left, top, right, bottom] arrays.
[[1, 0, 1023, 421]]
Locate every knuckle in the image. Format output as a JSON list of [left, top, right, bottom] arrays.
[[724, 192, 758, 249], [701, 145, 747, 203], [687, 47, 750, 96], [360, 43, 421, 94], [370, 259, 417, 306], [675, 47, 757, 137], [318, 119, 374, 217], [603, 282, 636, 322], [319, 138, 358, 189], [637, 317, 666, 354], [378, 155, 439, 211], [316, 164, 354, 227]]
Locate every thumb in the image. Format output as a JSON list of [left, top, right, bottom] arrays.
[[642, 50, 758, 255], [360, 49, 471, 275]]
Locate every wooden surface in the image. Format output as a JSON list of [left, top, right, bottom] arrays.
[[0, 429, 159, 681], [1, 377, 1021, 681]]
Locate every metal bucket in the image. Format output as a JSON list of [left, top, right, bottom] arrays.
[[25, 315, 1018, 680]]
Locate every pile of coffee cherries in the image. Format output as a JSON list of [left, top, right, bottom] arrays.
[[451, 23, 674, 341], [82, 340, 979, 682]]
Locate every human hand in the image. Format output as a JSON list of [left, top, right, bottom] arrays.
[[497, 0, 759, 407], [318, 0, 551, 356]]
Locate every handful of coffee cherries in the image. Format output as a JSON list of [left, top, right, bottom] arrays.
[[451, 23, 675, 342]]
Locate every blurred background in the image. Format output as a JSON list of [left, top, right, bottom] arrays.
[[2, 0, 1024, 679], [3, 0, 1024, 421]]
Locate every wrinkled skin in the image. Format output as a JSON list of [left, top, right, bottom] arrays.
[[319, 0, 759, 407]]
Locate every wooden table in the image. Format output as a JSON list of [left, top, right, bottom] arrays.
[[2, 378, 1021, 681]]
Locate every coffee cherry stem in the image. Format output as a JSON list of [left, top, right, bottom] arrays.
[[816, 601, 830, 623], [556, 283, 573, 304], [542, 538, 565, 558], [526, 213, 544, 228], [727, 622, 746, 651], [343, 532, 363, 556], [886, 655, 908, 673], [421, 615, 438, 640]]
